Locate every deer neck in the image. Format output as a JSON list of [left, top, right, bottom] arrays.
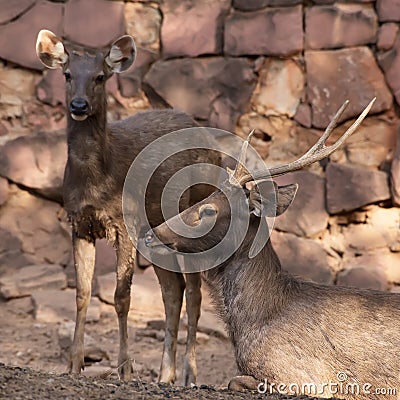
[[204, 216, 300, 344], [66, 98, 109, 169]]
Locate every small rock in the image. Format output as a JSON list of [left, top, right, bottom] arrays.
[[294, 103, 312, 128], [146, 319, 165, 331], [271, 231, 332, 284], [274, 171, 328, 238], [306, 47, 392, 129], [251, 58, 304, 118], [32, 289, 101, 323], [161, 0, 229, 58], [0, 264, 67, 300], [326, 163, 390, 214], [224, 6, 303, 56], [377, 23, 399, 50], [305, 4, 378, 50], [64, 0, 125, 48]]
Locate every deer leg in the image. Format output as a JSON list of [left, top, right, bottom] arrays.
[[114, 233, 134, 380], [153, 264, 185, 384], [182, 272, 201, 386], [69, 234, 95, 374]]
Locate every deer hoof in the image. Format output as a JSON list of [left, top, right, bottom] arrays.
[[228, 375, 259, 392]]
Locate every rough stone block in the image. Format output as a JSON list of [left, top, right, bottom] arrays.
[[306, 47, 392, 129], [305, 4, 378, 50], [0, 0, 63, 70], [118, 48, 157, 98], [391, 127, 400, 206], [224, 6, 303, 56], [251, 59, 304, 118], [0, 0, 35, 25], [125, 2, 161, 50], [337, 265, 387, 291], [326, 163, 390, 214], [271, 231, 332, 284], [233, 0, 301, 10], [0, 130, 66, 203], [377, 23, 399, 50], [64, 0, 125, 48], [144, 57, 256, 131], [0, 264, 67, 300], [32, 289, 101, 323], [161, 0, 230, 57], [274, 171, 328, 238], [377, 0, 400, 22], [0, 177, 8, 206], [378, 32, 400, 105]]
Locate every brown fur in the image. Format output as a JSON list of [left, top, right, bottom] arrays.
[[36, 30, 220, 385], [147, 183, 400, 400]]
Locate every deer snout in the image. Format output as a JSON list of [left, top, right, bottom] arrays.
[[70, 98, 90, 121]]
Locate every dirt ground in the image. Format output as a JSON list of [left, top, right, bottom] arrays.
[[0, 270, 326, 400]]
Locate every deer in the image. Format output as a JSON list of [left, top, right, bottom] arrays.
[[141, 98, 400, 400], [35, 29, 221, 385]]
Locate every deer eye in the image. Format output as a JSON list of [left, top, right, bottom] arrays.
[[95, 74, 105, 84], [64, 71, 71, 81], [199, 204, 217, 219]]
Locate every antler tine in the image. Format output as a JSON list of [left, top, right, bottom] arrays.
[[297, 99, 349, 162], [228, 130, 255, 185], [238, 98, 376, 185]]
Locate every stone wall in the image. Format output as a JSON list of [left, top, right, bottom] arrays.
[[0, 0, 399, 294]]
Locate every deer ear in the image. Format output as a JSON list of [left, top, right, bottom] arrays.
[[249, 181, 298, 217], [105, 35, 136, 73], [36, 30, 68, 69]]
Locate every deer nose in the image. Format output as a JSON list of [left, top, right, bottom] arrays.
[[144, 231, 154, 246], [70, 98, 90, 116]]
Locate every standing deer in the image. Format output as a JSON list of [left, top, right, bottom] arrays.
[[35, 29, 221, 385], [142, 99, 400, 399]]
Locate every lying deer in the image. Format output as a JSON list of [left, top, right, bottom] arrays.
[[142, 99, 400, 399], [36, 30, 220, 385]]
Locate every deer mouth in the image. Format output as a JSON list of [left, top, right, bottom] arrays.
[[71, 113, 88, 121]]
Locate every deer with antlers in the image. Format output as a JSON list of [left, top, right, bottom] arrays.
[[141, 99, 400, 399]]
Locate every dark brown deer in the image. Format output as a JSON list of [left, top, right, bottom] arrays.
[[142, 99, 400, 399], [36, 29, 221, 385]]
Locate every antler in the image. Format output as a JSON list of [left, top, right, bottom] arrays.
[[227, 129, 255, 186], [237, 98, 376, 185]]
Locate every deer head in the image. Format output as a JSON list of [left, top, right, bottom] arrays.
[[143, 99, 375, 259], [36, 30, 136, 121]]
